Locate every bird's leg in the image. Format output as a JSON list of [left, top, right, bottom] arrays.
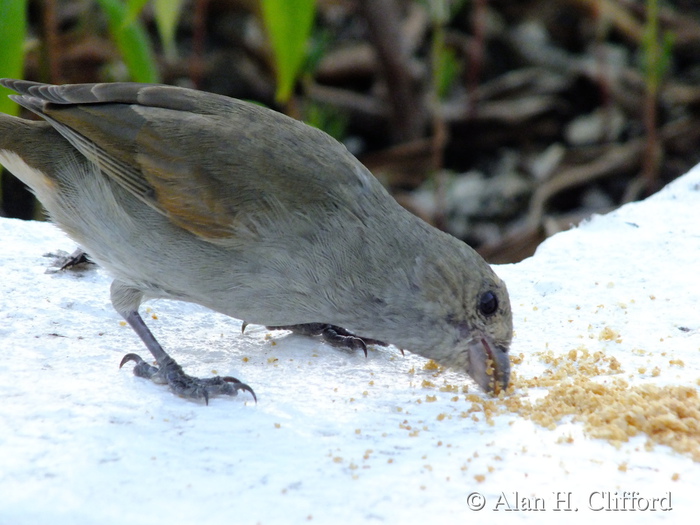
[[265, 323, 388, 357], [119, 310, 256, 404]]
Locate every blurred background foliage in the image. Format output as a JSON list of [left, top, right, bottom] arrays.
[[0, 0, 28, 116], [1, 0, 700, 262]]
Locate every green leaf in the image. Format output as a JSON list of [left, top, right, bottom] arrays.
[[260, 0, 316, 104], [0, 0, 28, 116], [640, 0, 675, 94], [154, 0, 185, 62], [122, 0, 184, 63], [95, 0, 161, 83], [435, 46, 460, 100], [123, 0, 150, 27]]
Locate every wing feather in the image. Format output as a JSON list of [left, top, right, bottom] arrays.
[[1, 80, 381, 244]]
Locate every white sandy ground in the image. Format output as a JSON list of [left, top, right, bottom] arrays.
[[0, 165, 699, 525]]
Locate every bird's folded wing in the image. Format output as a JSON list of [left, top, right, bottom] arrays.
[[1, 80, 377, 244]]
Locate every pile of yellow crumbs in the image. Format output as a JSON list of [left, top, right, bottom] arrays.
[[423, 342, 700, 461]]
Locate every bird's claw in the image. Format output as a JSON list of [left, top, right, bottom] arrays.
[[266, 323, 389, 358], [120, 352, 145, 367], [119, 352, 256, 404], [222, 376, 257, 403]]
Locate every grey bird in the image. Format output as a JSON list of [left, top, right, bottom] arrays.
[[0, 80, 512, 403]]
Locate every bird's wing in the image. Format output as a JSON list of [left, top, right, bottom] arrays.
[[0, 79, 379, 244]]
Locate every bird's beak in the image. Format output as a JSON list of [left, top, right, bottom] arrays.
[[466, 336, 510, 394]]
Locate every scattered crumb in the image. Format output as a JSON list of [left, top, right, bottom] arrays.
[[505, 350, 700, 461], [599, 326, 622, 343], [485, 360, 495, 394], [510, 353, 524, 365], [424, 360, 440, 371], [419, 345, 700, 462]]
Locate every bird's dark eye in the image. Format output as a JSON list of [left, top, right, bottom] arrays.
[[479, 291, 498, 316]]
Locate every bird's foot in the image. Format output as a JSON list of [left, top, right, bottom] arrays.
[[45, 248, 94, 273], [264, 323, 388, 357], [119, 353, 256, 404]]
